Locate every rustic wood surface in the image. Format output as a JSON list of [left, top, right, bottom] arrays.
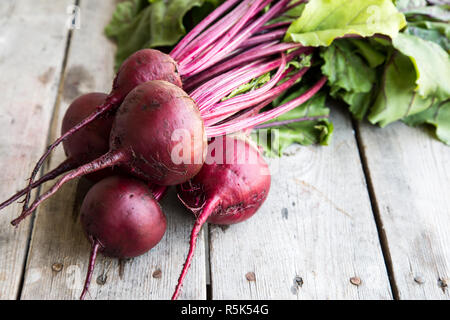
[[0, 0, 448, 300]]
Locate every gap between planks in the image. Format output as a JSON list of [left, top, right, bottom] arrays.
[[352, 118, 400, 300], [16, 0, 79, 300]]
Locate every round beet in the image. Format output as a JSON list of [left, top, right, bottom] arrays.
[[172, 136, 271, 299], [112, 49, 182, 102], [79, 176, 166, 300], [111, 80, 207, 185], [13, 81, 207, 226], [81, 176, 166, 258]]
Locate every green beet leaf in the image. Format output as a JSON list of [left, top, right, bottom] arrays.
[[256, 88, 333, 157], [285, 0, 406, 47], [368, 51, 436, 127], [320, 40, 381, 120], [404, 21, 450, 52], [403, 98, 450, 145], [392, 33, 450, 101]]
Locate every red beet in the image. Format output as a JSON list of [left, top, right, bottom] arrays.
[[112, 49, 182, 102], [13, 80, 207, 226], [0, 93, 114, 211], [79, 176, 166, 300], [172, 136, 271, 299]]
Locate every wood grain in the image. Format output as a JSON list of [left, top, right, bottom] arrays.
[[19, 0, 206, 300], [0, 0, 74, 300], [209, 107, 393, 299], [357, 121, 450, 300]]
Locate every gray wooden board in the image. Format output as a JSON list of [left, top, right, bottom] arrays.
[[19, 0, 206, 300], [357, 121, 450, 300], [209, 107, 393, 299], [0, 0, 74, 300]]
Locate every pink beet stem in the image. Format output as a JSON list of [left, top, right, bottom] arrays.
[[23, 96, 119, 211], [181, 0, 290, 77], [205, 77, 328, 137], [202, 63, 310, 124], [255, 115, 330, 130], [184, 42, 307, 92], [151, 185, 168, 202], [195, 50, 303, 113], [80, 240, 100, 300], [172, 197, 220, 300], [190, 60, 262, 103], [0, 158, 77, 211], [180, 0, 301, 77], [183, 42, 276, 92], [203, 69, 293, 127], [202, 54, 288, 125], [170, 0, 241, 60], [238, 28, 288, 49], [12, 149, 129, 227], [179, 0, 268, 77], [176, 0, 257, 67], [259, 21, 293, 31], [175, 0, 255, 64], [195, 60, 281, 111]]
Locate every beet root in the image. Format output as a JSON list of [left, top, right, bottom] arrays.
[[25, 49, 182, 207], [0, 93, 114, 212], [13, 80, 206, 226], [172, 136, 271, 299], [79, 176, 167, 300], [0, 159, 76, 211]]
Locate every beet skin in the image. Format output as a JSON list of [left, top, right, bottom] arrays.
[[79, 176, 167, 299], [80, 176, 167, 258], [111, 80, 207, 186]]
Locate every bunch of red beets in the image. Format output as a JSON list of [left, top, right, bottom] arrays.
[[1, 0, 326, 300]]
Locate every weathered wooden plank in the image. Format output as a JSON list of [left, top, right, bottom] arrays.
[[0, 0, 74, 300], [357, 121, 450, 300], [209, 108, 393, 299], [20, 0, 206, 300]]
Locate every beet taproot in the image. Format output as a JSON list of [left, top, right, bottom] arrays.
[[0, 93, 114, 211], [172, 136, 271, 299]]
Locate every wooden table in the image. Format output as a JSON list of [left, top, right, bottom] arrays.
[[0, 0, 449, 300]]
